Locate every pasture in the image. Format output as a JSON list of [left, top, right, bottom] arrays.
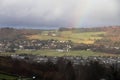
[[7, 49, 118, 57], [27, 30, 105, 44]]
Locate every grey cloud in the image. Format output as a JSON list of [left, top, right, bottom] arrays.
[[0, 0, 120, 28]]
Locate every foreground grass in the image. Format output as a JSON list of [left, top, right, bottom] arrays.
[[0, 73, 32, 80], [0, 74, 17, 80]]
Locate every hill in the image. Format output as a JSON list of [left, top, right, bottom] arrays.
[[0, 27, 24, 40]]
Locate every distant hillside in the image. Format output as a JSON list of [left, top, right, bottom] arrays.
[[0, 27, 44, 40], [58, 27, 109, 32], [20, 29, 43, 35], [0, 27, 24, 40], [0, 26, 120, 44], [95, 26, 120, 46]]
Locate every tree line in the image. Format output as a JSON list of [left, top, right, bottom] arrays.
[[0, 56, 120, 80]]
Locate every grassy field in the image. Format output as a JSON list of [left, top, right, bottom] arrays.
[[0, 74, 17, 80], [0, 73, 32, 80], [5, 50, 118, 57], [27, 31, 105, 44]]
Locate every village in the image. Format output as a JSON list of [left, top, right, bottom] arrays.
[[10, 53, 120, 66], [1, 38, 120, 56], [0, 39, 72, 53]]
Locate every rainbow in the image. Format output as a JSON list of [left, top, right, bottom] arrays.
[[68, 0, 98, 28], [69, 0, 120, 28]]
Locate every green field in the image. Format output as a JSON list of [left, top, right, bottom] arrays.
[[0, 74, 17, 80], [27, 31, 105, 44], [0, 73, 32, 80], [0, 74, 32, 80], [5, 50, 117, 57]]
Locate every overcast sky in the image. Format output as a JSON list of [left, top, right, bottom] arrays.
[[0, 0, 120, 29]]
